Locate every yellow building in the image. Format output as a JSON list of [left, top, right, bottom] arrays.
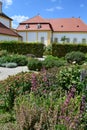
[[0, 1, 21, 41], [17, 15, 87, 45]]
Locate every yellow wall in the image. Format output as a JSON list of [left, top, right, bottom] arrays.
[[17, 30, 52, 45]]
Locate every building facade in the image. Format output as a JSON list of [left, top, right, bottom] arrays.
[[17, 15, 87, 45], [0, 1, 22, 41]]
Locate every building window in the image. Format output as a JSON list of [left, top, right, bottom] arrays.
[[54, 38, 58, 43], [82, 38, 86, 43], [25, 24, 30, 29], [37, 24, 41, 29], [41, 37, 44, 44], [66, 38, 70, 43], [73, 38, 77, 43]]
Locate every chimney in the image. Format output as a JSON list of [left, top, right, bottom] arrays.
[[0, 1, 2, 13]]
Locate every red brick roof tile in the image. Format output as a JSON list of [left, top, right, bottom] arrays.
[[49, 18, 87, 32], [0, 22, 21, 37], [17, 23, 51, 31], [17, 15, 87, 32], [22, 15, 49, 23]]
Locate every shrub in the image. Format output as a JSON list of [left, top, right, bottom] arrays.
[[0, 50, 8, 57], [0, 54, 28, 66], [14, 93, 62, 130], [65, 51, 85, 64], [10, 54, 28, 66], [0, 41, 44, 57], [27, 58, 42, 71], [0, 56, 11, 66], [52, 43, 87, 57], [42, 55, 66, 69], [43, 44, 52, 55], [1, 72, 32, 111], [14, 90, 86, 130], [57, 65, 87, 93], [31, 68, 59, 97]]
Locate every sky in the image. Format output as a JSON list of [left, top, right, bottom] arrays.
[[1, 0, 87, 28]]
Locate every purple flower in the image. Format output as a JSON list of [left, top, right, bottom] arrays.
[[31, 73, 37, 91]]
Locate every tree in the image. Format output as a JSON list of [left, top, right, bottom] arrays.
[[61, 36, 67, 43]]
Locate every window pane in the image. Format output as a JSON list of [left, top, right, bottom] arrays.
[[54, 38, 58, 43], [73, 38, 77, 43], [82, 38, 86, 43], [66, 38, 70, 43], [41, 37, 44, 43]]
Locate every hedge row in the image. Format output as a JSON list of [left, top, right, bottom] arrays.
[[0, 41, 44, 57], [52, 43, 87, 57]]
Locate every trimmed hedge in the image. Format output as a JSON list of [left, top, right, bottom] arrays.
[[0, 41, 44, 57], [65, 51, 85, 64], [52, 43, 87, 57]]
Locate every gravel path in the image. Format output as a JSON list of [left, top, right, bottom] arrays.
[[0, 66, 29, 81]]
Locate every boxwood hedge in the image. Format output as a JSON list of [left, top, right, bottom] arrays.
[[0, 41, 44, 57]]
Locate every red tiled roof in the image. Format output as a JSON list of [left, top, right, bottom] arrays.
[[17, 15, 87, 32], [0, 22, 21, 37], [49, 18, 87, 32], [22, 15, 49, 23], [17, 23, 51, 31]]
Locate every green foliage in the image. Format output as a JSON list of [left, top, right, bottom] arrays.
[[43, 44, 52, 55], [0, 54, 28, 66], [14, 93, 63, 130], [31, 68, 59, 97], [14, 91, 86, 130], [57, 65, 86, 93], [43, 55, 66, 69], [27, 58, 42, 71], [0, 50, 8, 57], [1, 72, 32, 111], [61, 36, 67, 43], [10, 54, 28, 66], [0, 41, 44, 57], [65, 51, 85, 64], [55, 124, 67, 130], [0, 59, 87, 129], [52, 43, 87, 57]]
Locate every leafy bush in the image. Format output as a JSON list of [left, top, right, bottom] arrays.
[[42, 55, 66, 69], [0, 41, 44, 57], [10, 54, 28, 66], [14, 90, 86, 130], [0, 50, 8, 57], [0, 54, 28, 66], [14, 93, 62, 130], [30, 68, 59, 97], [0, 56, 11, 66], [27, 58, 42, 71], [52, 43, 87, 57], [1, 62, 17, 68], [1, 72, 32, 111], [43, 44, 52, 55], [57, 65, 87, 93], [65, 51, 85, 64]]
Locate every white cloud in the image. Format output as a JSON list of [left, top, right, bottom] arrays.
[[1, 0, 12, 8], [80, 4, 84, 8], [11, 15, 29, 23], [46, 6, 63, 12], [56, 6, 64, 10], [11, 15, 29, 28], [45, 8, 54, 12]]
